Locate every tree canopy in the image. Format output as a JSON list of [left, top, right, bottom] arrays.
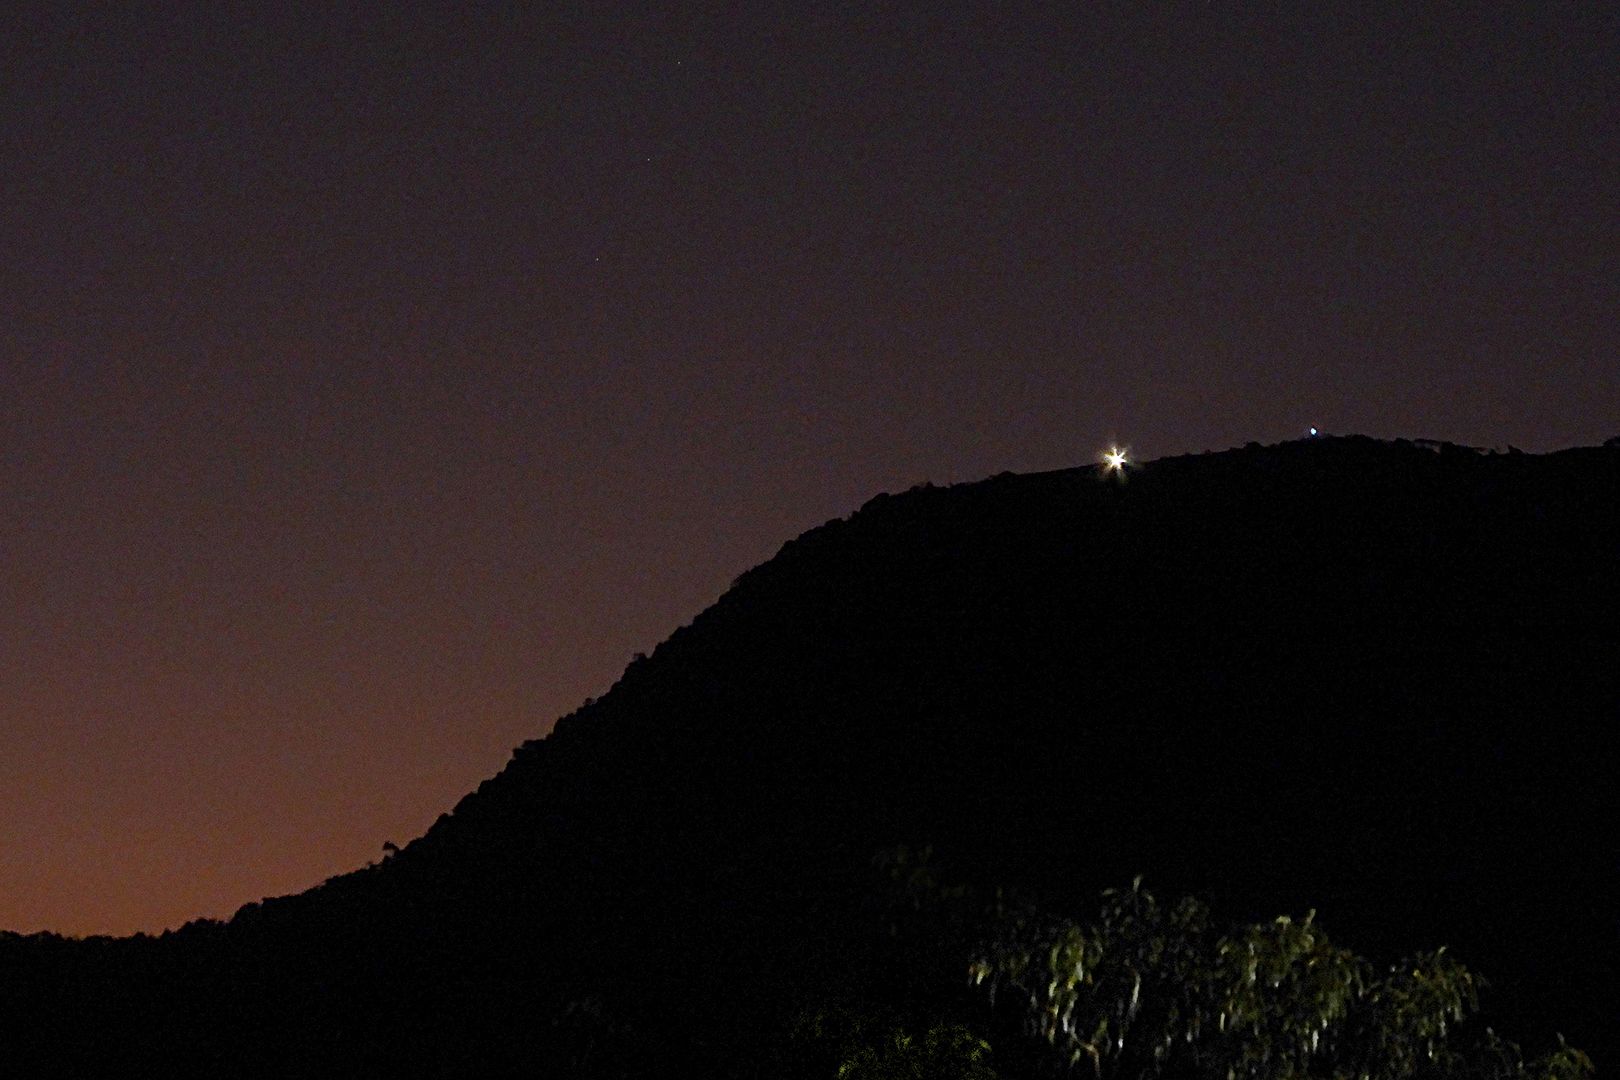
[[854, 853, 1594, 1080]]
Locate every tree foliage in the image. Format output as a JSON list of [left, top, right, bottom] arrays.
[[834, 1023, 1001, 1080], [964, 878, 1592, 1080], [781, 1000, 1002, 1080]]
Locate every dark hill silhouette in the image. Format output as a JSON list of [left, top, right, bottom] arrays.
[[3, 436, 1615, 1077]]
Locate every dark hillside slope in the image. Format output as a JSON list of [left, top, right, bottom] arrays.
[[3, 436, 1616, 1076]]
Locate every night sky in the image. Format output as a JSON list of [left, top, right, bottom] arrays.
[[3, 4, 1616, 936]]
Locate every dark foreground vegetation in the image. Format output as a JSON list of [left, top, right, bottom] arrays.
[[788, 850, 1594, 1080], [2, 436, 1615, 1076]]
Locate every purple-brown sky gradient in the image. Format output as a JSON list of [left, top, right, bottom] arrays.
[[3, 3, 1616, 935]]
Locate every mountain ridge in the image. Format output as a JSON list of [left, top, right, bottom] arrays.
[[4, 435, 1615, 1076]]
